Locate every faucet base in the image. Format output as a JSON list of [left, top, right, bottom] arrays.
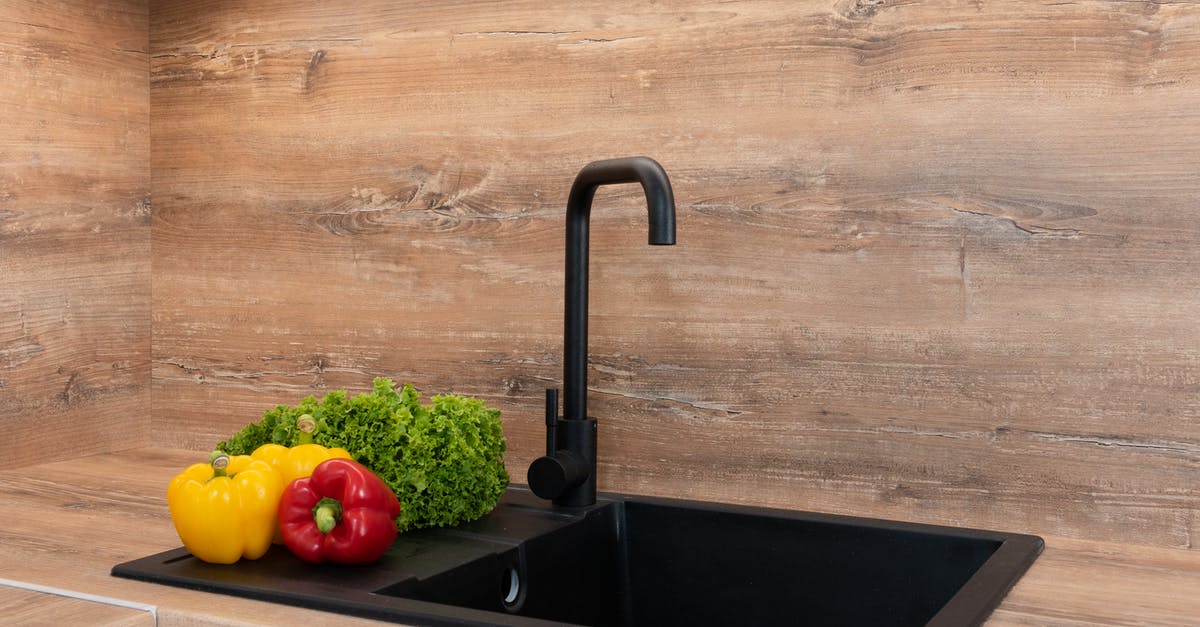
[[552, 418, 597, 507]]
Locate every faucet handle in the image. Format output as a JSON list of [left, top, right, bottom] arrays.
[[528, 450, 589, 501]]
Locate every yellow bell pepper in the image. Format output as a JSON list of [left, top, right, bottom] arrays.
[[167, 454, 284, 564], [249, 413, 353, 485], [250, 442, 352, 484]]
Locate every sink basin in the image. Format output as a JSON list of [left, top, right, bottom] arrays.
[[113, 488, 1041, 626]]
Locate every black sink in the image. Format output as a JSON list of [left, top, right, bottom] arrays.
[[113, 488, 1041, 626]]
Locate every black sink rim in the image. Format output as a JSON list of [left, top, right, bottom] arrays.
[[590, 487, 1041, 545]]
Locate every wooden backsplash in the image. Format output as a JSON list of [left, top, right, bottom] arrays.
[[1, 1, 150, 468], [146, 0, 1199, 549]]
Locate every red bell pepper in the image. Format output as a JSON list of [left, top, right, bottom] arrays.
[[277, 457, 401, 565]]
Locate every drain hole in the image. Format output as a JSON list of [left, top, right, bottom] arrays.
[[501, 566, 523, 611]]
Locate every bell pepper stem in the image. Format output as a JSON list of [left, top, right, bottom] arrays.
[[209, 453, 231, 479], [313, 497, 342, 534], [297, 414, 316, 445]]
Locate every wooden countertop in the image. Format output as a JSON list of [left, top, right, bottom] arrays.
[[2, 448, 1196, 626]]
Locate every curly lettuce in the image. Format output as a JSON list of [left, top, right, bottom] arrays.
[[216, 378, 508, 532]]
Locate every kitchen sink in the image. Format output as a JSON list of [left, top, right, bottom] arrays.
[[113, 487, 1041, 626]]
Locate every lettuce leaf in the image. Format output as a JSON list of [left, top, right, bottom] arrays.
[[216, 377, 508, 532]]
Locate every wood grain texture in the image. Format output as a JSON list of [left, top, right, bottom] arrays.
[[989, 536, 1200, 626], [150, 0, 1200, 549], [0, 1, 151, 469], [0, 587, 151, 626]]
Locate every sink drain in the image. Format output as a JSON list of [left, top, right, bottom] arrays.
[[500, 565, 524, 612]]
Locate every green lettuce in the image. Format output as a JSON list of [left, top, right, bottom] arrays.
[[216, 377, 508, 532]]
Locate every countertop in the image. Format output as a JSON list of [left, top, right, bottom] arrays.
[[1, 448, 1196, 626]]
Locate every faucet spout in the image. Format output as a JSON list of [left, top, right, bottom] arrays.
[[564, 157, 676, 422], [528, 157, 676, 508]]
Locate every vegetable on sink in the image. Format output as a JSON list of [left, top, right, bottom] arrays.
[[252, 441, 351, 483], [167, 453, 284, 564], [245, 425, 352, 544], [278, 457, 401, 565], [249, 415, 352, 484], [217, 378, 509, 533]]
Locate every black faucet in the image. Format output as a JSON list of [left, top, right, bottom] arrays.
[[527, 156, 676, 507]]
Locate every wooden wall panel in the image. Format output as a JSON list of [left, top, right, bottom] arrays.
[[0, 1, 150, 469], [150, 0, 1199, 549]]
